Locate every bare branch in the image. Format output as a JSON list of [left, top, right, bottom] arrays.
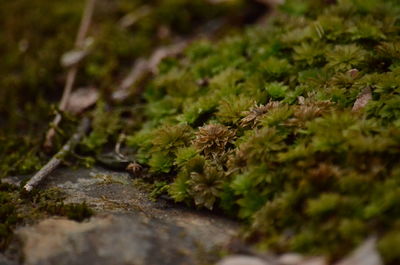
[[44, 0, 97, 150], [24, 118, 91, 192], [112, 41, 189, 102]]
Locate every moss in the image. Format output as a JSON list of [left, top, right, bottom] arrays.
[[2, 0, 400, 261], [123, 0, 400, 260]]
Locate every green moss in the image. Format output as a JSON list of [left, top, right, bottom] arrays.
[[123, 0, 400, 260], [2, 0, 400, 261]]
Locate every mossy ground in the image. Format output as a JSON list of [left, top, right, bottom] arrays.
[[2, 0, 400, 263], [0, 0, 262, 252]]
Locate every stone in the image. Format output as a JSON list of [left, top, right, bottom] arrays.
[[216, 255, 270, 265], [278, 254, 327, 265], [334, 237, 383, 265], [298, 257, 327, 265], [278, 253, 305, 265], [0, 254, 17, 265], [10, 166, 239, 265], [16, 214, 218, 265]]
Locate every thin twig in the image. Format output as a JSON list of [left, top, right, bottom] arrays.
[[111, 41, 189, 102], [24, 118, 91, 192], [44, 0, 97, 150], [115, 133, 127, 160]]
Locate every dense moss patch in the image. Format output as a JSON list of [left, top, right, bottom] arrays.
[[125, 0, 400, 262]]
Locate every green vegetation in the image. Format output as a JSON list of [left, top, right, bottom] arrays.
[[2, 0, 400, 263], [0, 0, 261, 252], [124, 0, 400, 262]]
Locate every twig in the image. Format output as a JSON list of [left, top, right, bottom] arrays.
[[115, 133, 127, 160], [111, 41, 189, 102], [24, 118, 91, 192], [44, 0, 97, 150]]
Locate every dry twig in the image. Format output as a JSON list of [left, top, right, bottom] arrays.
[[44, 0, 97, 150], [24, 118, 91, 192], [111, 41, 189, 102]]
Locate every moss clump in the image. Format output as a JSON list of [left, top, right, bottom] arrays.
[[0, 183, 93, 250], [125, 0, 400, 261]]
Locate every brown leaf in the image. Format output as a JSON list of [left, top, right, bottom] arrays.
[[66, 87, 99, 114], [352, 87, 372, 112]]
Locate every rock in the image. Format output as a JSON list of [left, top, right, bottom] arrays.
[[278, 254, 327, 265], [17, 214, 220, 265], [0, 254, 17, 265], [334, 237, 383, 265], [216, 255, 270, 265], [11, 166, 239, 265], [298, 257, 327, 265], [279, 253, 305, 265]]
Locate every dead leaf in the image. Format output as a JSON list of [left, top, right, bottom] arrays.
[[112, 41, 189, 102], [66, 87, 99, 114], [61, 49, 88, 68], [352, 87, 372, 112], [119, 6, 151, 28]]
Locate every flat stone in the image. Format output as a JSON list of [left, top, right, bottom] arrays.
[[216, 255, 271, 265], [334, 237, 383, 265], [10, 166, 239, 265], [279, 253, 305, 265], [0, 254, 17, 265], [17, 214, 213, 265]]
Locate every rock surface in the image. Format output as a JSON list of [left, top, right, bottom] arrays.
[[216, 255, 271, 265], [334, 237, 383, 265], [4, 166, 238, 265], [0, 254, 17, 265]]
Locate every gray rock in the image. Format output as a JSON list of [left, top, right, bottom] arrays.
[[11, 166, 239, 265], [334, 237, 383, 265], [278, 253, 305, 265], [17, 214, 210, 265], [216, 255, 271, 265], [278, 254, 327, 265], [298, 257, 327, 265], [0, 254, 17, 265]]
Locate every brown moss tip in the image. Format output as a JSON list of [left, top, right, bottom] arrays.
[[240, 101, 281, 128], [193, 124, 236, 158]]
